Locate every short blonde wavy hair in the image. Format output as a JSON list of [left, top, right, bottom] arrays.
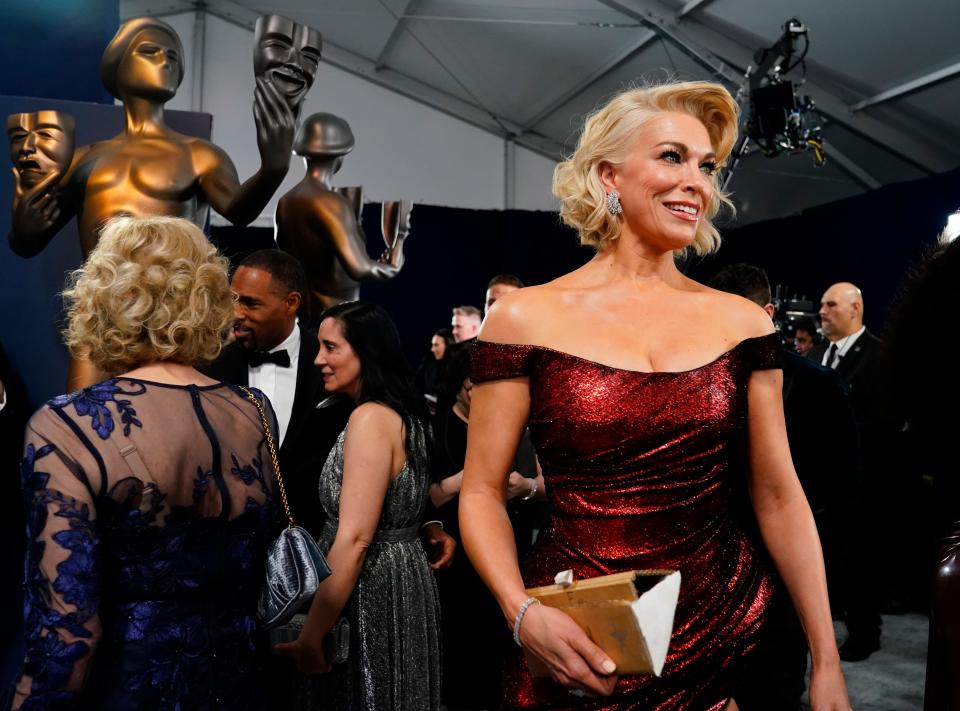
[[64, 216, 233, 374], [553, 81, 739, 255]]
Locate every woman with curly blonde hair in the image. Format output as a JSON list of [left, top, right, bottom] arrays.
[[460, 82, 850, 709], [13, 216, 277, 710]]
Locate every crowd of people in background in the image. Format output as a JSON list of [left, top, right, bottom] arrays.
[[5, 78, 958, 711]]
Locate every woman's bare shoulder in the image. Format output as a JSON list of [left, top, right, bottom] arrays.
[[696, 283, 776, 340], [478, 282, 571, 345], [347, 401, 403, 436]]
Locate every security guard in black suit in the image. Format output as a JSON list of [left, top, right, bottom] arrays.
[[819, 282, 903, 662]]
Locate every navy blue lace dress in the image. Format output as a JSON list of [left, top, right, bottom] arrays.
[[12, 379, 277, 710]]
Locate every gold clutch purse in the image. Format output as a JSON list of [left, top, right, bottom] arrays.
[[523, 569, 681, 676]]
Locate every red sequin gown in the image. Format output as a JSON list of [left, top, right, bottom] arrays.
[[470, 334, 783, 711]]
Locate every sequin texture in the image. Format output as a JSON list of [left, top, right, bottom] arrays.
[[471, 335, 782, 710], [293, 420, 442, 710]]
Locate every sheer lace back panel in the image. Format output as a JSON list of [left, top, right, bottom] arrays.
[[16, 379, 277, 709]]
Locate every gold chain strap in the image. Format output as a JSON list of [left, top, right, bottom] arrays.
[[240, 386, 295, 529]]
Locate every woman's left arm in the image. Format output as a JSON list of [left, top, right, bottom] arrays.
[[13, 408, 103, 708], [747, 368, 850, 711], [275, 403, 397, 673]]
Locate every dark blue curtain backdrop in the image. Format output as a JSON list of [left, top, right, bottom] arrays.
[[211, 206, 594, 364], [0, 0, 118, 104], [212, 164, 960, 365], [1, 3, 119, 697], [689, 166, 960, 332]]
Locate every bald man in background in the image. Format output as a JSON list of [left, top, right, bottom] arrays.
[[819, 282, 878, 376], [819, 282, 899, 661]]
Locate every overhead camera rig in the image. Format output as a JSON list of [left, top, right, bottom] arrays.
[[722, 18, 826, 190]]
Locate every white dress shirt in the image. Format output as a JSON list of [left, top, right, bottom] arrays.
[[247, 325, 300, 445], [822, 325, 866, 369]]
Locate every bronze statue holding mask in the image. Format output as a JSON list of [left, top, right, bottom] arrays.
[[275, 112, 412, 318], [8, 15, 307, 259], [7, 16, 320, 390]]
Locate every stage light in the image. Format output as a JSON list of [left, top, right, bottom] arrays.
[[941, 210, 960, 244], [721, 18, 824, 189]]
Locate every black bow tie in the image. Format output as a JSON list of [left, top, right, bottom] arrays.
[[246, 349, 291, 368]]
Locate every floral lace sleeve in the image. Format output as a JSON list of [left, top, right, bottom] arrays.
[[13, 406, 101, 709]]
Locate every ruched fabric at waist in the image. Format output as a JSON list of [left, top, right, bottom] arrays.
[[321, 520, 421, 544], [519, 510, 762, 597]]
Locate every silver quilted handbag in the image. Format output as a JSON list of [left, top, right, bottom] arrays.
[[241, 388, 332, 630]]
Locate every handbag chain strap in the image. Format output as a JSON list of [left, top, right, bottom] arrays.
[[240, 386, 296, 529]]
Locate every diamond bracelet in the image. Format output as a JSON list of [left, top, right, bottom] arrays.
[[512, 596, 541, 646]]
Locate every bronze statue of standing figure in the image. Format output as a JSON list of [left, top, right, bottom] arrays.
[[276, 112, 412, 319], [7, 15, 313, 259], [7, 15, 320, 390]]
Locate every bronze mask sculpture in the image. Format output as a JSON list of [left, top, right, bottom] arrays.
[[7, 111, 75, 190], [253, 14, 322, 119], [8, 16, 301, 260], [275, 112, 412, 318]]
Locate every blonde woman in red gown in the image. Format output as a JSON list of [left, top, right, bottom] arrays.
[[459, 82, 851, 711]]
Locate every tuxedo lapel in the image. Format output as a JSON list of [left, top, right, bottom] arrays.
[[204, 342, 249, 387], [808, 341, 828, 365], [836, 330, 873, 380], [281, 326, 324, 456]]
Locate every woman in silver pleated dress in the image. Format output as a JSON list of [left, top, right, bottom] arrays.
[[276, 301, 441, 711]]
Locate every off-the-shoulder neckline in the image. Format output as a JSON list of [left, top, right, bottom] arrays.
[[475, 333, 778, 376]]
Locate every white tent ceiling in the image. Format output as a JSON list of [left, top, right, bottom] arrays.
[[123, 0, 960, 224]]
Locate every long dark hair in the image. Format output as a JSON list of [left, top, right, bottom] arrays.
[[319, 301, 429, 433]]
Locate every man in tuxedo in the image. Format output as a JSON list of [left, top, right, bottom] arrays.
[[205, 250, 455, 566], [203, 250, 349, 538], [819, 281, 895, 661], [711, 265, 859, 709]]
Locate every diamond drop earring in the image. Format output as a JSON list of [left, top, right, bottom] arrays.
[[606, 190, 623, 216]]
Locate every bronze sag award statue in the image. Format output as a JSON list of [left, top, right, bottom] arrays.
[[7, 15, 320, 389], [7, 16, 313, 257], [276, 112, 412, 319]]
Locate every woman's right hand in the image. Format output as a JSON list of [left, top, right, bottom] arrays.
[[517, 603, 619, 696], [808, 661, 852, 711], [506, 471, 534, 499], [274, 633, 332, 675]]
